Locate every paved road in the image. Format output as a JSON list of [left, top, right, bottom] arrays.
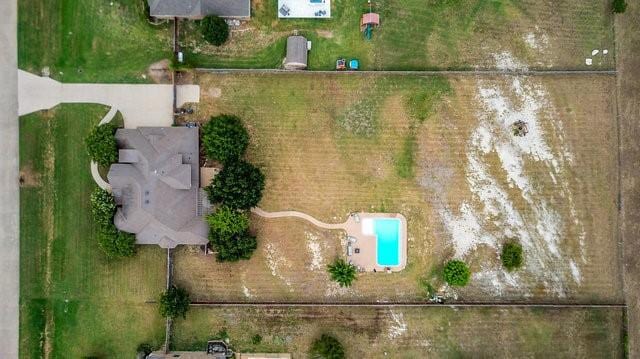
[[0, 0, 19, 357], [18, 70, 200, 128]]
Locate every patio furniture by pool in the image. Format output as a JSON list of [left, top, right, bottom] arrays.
[[349, 59, 359, 70], [278, 0, 331, 18]]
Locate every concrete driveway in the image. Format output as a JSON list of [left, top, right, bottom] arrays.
[[18, 70, 200, 128], [0, 0, 19, 357]]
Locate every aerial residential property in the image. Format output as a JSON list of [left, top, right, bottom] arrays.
[[3, 0, 640, 358]]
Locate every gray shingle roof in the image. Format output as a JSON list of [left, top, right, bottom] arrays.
[[148, 0, 251, 18], [107, 127, 208, 249]]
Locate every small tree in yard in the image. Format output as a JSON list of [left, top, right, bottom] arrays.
[[201, 115, 249, 163], [205, 160, 265, 210], [443, 260, 470, 286], [327, 259, 357, 287], [207, 206, 249, 237], [201, 15, 229, 46], [613, 0, 626, 13], [501, 242, 523, 271], [97, 225, 136, 258], [85, 123, 118, 167], [310, 334, 345, 359], [159, 285, 191, 319], [90, 188, 116, 227]]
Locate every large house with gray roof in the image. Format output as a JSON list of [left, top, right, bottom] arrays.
[[148, 0, 251, 19], [107, 127, 208, 249]]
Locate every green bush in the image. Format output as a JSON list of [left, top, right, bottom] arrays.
[[443, 260, 470, 286], [201, 115, 249, 163], [210, 229, 257, 262], [207, 206, 250, 237], [501, 242, 523, 271], [327, 258, 357, 287], [613, 0, 627, 13], [310, 334, 345, 359], [251, 334, 262, 345], [85, 123, 118, 167], [205, 160, 265, 210], [201, 15, 229, 46], [90, 188, 116, 227], [97, 224, 136, 258], [159, 286, 191, 319]]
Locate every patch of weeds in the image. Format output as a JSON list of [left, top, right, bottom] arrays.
[[419, 278, 437, 299], [336, 97, 380, 137], [251, 334, 262, 345], [405, 78, 452, 123], [395, 133, 417, 178]]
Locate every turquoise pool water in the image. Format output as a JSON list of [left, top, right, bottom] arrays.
[[375, 218, 401, 267]]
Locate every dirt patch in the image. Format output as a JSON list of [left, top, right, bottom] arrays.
[[147, 59, 171, 84], [316, 29, 334, 39], [19, 164, 41, 187]]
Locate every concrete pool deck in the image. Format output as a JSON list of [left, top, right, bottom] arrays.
[[251, 208, 407, 272]]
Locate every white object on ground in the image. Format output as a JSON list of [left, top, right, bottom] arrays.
[[603, 49, 609, 55], [585, 58, 593, 66], [591, 49, 599, 56]]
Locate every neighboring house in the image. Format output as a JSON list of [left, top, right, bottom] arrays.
[[107, 127, 208, 249], [148, 0, 251, 19], [284, 35, 308, 70]]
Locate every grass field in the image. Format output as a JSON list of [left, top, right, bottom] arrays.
[[173, 72, 621, 303], [181, 0, 614, 70], [19, 105, 166, 358], [18, 0, 171, 82], [173, 306, 624, 357]]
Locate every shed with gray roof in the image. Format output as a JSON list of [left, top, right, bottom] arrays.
[[107, 127, 208, 249], [148, 0, 251, 19], [284, 35, 308, 70]]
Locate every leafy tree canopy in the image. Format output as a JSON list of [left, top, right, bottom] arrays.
[[327, 258, 357, 287], [85, 123, 118, 167], [209, 229, 257, 262], [501, 242, 524, 271], [205, 160, 265, 210], [97, 224, 136, 259], [201, 115, 250, 164], [90, 188, 116, 227], [201, 15, 229, 46], [159, 285, 191, 319], [207, 206, 249, 237], [443, 260, 470, 286], [310, 334, 345, 359]]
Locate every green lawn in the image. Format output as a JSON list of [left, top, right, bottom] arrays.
[[18, 0, 172, 82], [182, 0, 614, 70], [19, 105, 166, 358]]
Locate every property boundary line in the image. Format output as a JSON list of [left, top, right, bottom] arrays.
[[195, 68, 617, 76], [145, 301, 626, 309]]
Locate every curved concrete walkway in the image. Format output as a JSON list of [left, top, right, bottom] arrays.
[[89, 107, 117, 191], [251, 207, 347, 230]]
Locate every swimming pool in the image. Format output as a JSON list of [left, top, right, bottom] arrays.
[[374, 218, 401, 267]]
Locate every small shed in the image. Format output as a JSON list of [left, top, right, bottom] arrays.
[[284, 36, 308, 70]]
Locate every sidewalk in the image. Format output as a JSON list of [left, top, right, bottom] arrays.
[[0, 0, 20, 357]]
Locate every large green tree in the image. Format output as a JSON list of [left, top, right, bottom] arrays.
[[85, 123, 118, 167], [201, 115, 249, 163], [201, 15, 230, 46], [205, 160, 265, 210], [443, 260, 470, 286], [310, 334, 345, 359], [159, 286, 191, 319], [207, 206, 250, 237], [327, 259, 357, 287]]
